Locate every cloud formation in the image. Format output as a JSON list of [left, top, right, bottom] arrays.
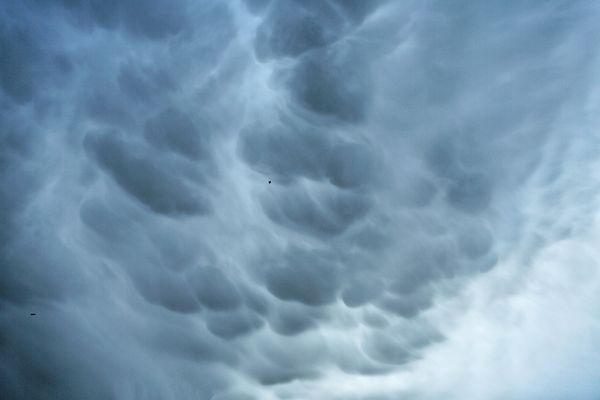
[[1, 0, 600, 399]]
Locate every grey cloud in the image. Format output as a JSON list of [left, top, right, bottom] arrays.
[[395, 176, 438, 208], [206, 309, 264, 339], [84, 131, 211, 216], [457, 224, 494, 260], [80, 199, 202, 314], [0, 22, 70, 105], [254, 1, 344, 61], [212, 393, 256, 400], [389, 245, 457, 295], [239, 286, 270, 316], [326, 141, 376, 189], [284, 48, 370, 123], [59, 0, 190, 40], [0, 113, 41, 244], [445, 172, 493, 213], [424, 135, 463, 181], [243, 0, 271, 14], [329, 0, 382, 23], [349, 222, 391, 250], [0, 27, 41, 104], [0, 232, 83, 304], [79, 197, 138, 246], [85, 89, 135, 128], [263, 186, 371, 237], [2, 0, 600, 399], [362, 332, 414, 365], [253, 0, 382, 62], [118, 62, 174, 104], [238, 119, 332, 184], [238, 116, 378, 189], [361, 320, 444, 366], [147, 228, 204, 273], [252, 367, 315, 387], [134, 270, 200, 314], [144, 107, 212, 161], [147, 320, 236, 365], [424, 136, 496, 215], [362, 309, 389, 329], [191, 266, 242, 312], [246, 334, 327, 386], [0, 316, 116, 400], [266, 248, 340, 306], [341, 279, 383, 308], [267, 302, 323, 336], [376, 288, 434, 319]]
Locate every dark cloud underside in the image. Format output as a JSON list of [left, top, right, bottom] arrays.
[[1, 0, 600, 399]]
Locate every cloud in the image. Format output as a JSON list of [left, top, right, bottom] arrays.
[[84, 131, 212, 216], [262, 185, 371, 236], [191, 266, 242, 311], [284, 48, 371, 123], [58, 0, 190, 40], [1, 0, 600, 399], [265, 247, 341, 306], [144, 107, 212, 161]]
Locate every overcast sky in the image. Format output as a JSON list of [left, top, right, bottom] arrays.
[[2, 1, 600, 399]]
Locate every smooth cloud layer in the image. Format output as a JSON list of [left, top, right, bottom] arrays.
[[1, 1, 600, 399]]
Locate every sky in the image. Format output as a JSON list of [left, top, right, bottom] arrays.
[[1, 1, 600, 399]]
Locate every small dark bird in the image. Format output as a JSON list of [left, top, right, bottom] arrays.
[[268, 180, 271, 184], [30, 313, 36, 316]]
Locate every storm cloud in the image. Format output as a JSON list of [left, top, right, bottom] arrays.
[[2, 0, 600, 399]]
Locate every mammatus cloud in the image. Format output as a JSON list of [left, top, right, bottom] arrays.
[[1, 0, 600, 399]]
